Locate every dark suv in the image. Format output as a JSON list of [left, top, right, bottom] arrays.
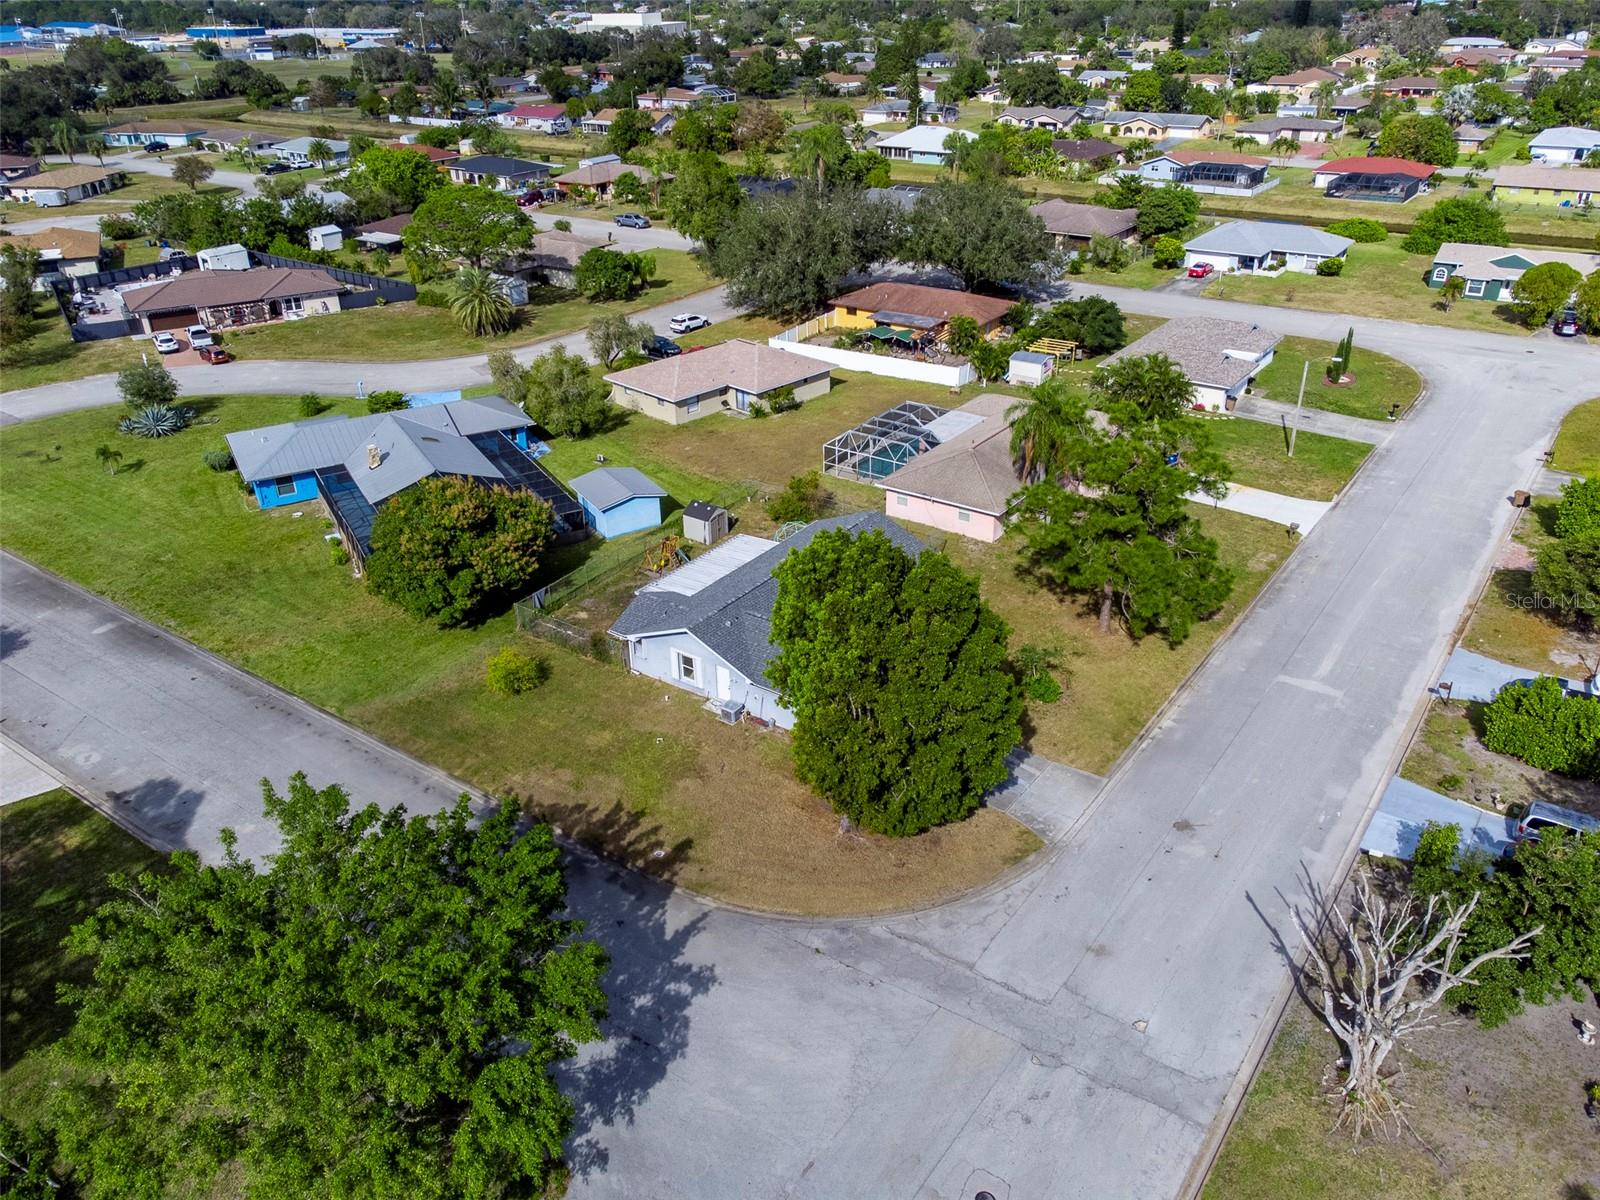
[[642, 334, 682, 359]]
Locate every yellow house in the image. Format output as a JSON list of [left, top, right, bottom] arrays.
[[1491, 164, 1596, 208], [829, 282, 1016, 339]]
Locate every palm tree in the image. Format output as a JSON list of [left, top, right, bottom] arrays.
[[1437, 274, 1466, 311], [430, 68, 461, 119], [450, 267, 514, 337], [1007, 384, 1091, 485], [50, 119, 82, 162], [306, 138, 334, 172], [94, 445, 123, 475], [472, 71, 498, 106], [1270, 135, 1300, 164]]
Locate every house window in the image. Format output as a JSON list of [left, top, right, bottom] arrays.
[[676, 652, 699, 684], [958, 510, 971, 522], [1465, 278, 1486, 297], [282, 296, 304, 315], [272, 476, 300, 498], [1431, 266, 1449, 283], [686, 399, 700, 415], [895, 494, 908, 506]]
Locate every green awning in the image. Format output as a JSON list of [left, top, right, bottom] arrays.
[[866, 325, 915, 343]]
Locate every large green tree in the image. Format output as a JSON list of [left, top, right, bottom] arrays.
[[660, 150, 744, 248], [1532, 528, 1600, 626], [403, 184, 532, 269], [1400, 196, 1507, 255], [353, 144, 448, 212], [573, 247, 656, 301], [1376, 113, 1458, 166], [905, 180, 1055, 291], [768, 528, 1023, 836], [366, 476, 554, 626], [50, 775, 606, 1199], [523, 345, 613, 437], [1511, 261, 1582, 327]]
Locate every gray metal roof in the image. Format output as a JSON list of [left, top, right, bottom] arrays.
[[344, 414, 505, 505], [569, 466, 668, 510], [611, 513, 923, 685], [225, 395, 527, 482], [1183, 219, 1352, 259], [1105, 111, 1212, 128]]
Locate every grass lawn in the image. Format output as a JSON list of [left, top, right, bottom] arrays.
[[1202, 236, 1527, 336], [1, 790, 168, 1123], [0, 393, 1040, 916], [1201, 416, 1372, 500], [0, 294, 144, 392], [1551, 396, 1600, 476], [1251, 334, 1423, 421], [221, 250, 717, 362], [944, 504, 1292, 773], [1204, 1001, 1600, 1200], [0, 171, 238, 219]]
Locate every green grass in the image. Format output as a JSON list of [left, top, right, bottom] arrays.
[[0, 293, 145, 392], [1203, 236, 1527, 336], [1201, 416, 1372, 501], [221, 250, 716, 362], [0, 170, 238, 219], [1251, 335, 1423, 421], [1551, 396, 1600, 476], [0, 393, 1039, 916]]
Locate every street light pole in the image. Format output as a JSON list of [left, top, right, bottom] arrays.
[[1288, 359, 1307, 458]]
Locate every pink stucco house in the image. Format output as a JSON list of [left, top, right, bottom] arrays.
[[879, 394, 1020, 543]]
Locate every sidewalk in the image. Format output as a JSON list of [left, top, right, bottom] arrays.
[[1231, 394, 1392, 444]]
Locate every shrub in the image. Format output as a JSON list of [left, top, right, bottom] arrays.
[[766, 471, 831, 524], [119, 404, 194, 438], [329, 543, 349, 566], [553, 219, 572, 232], [1015, 643, 1065, 703], [1532, 529, 1600, 624], [414, 288, 449, 307], [1555, 477, 1600, 540], [1436, 773, 1464, 793], [767, 386, 801, 414], [366, 390, 408, 414], [117, 361, 179, 409], [1480, 676, 1600, 780], [1326, 217, 1389, 243], [748, 400, 769, 418], [297, 393, 326, 418], [99, 214, 143, 241], [202, 446, 235, 471], [1315, 257, 1345, 276], [1150, 235, 1184, 268], [485, 646, 550, 697]]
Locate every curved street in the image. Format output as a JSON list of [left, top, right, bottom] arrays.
[[1, 278, 1595, 1197]]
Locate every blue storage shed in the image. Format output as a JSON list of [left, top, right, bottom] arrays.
[[569, 466, 668, 538]]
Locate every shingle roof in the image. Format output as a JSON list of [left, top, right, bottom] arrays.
[[1051, 137, 1124, 160], [1529, 126, 1600, 149], [1431, 241, 1600, 282], [275, 136, 350, 155], [1183, 219, 1353, 260], [12, 165, 115, 189], [872, 125, 975, 154], [385, 141, 460, 161], [878, 394, 1020, 516], [611, 512, 924, 684], [1165, 149, 1269, 166], [554, 160, 665, 187], [1104, 111, 1212, 128], [1316, 155, 1436, 179], [1029, 199, 1137, 239], [1101, 317, 1281, 391], [104, 119, 207, 135], [122, 267, 344, 316], [517, 229, 606, 270], [9, 226, 100, 261], [354, 212, 413, 237], [1493, 164, 1594, 189], [605, 339, 827, 404], [1235, 116, 1342, 133], [569, 466, 668, 510], [504, 104, 567, 118], [830, 282, 1014, 326], [1000, 106, 1082, 124], [347, 413, 505, 504]]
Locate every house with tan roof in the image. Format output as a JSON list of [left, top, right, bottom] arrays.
[[0, 154, 42, 181], [1331, 47, 1384, 71], [4, 165, 123, 207], [1029, 199, 1138, 251], [1427, 242, 1600, 302], [119, 266, 346, 334], [998, 106, 1084, 132], [508, 229, 608, 288], [1491, 164, 1597, 207], [877, 394, 1021, 543], [554, 158, 670, 198], [1101, 317, 1281, 413], [823, 71, 867, 94], [604, 339, 832, 424], [5, 227, 103, 280], [1247, 67, 1346, 103]]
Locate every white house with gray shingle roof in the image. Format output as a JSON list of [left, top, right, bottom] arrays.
[[1182, 219, 1352, 275], [610, 512, 922, 726], [604, 339, 831, 424], [1101, 317, 1281, 413]]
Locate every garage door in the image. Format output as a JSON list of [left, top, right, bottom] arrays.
[[148, 309, 197, 332]]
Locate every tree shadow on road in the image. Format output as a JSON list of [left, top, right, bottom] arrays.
[[105, 774, 206, 852]]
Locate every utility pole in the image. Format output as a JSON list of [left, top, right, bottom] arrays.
[[1288, 359, 1307, 458]]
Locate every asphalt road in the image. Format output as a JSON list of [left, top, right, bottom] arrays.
[[2, 286, 1595, 1198]]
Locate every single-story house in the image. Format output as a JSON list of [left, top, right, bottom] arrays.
[[568, 466, 667, 537], [862, 99, 911, 125], [1029, 198, 1138, 251], [609, 512, 922, 727], [498, 103, 571, 134], [605, 339, 831, 424], [1247, 67, 1346, 103], [1444, 47, 1517, 68], [878, 393, 1020, 543], [1125, 150, 1273, 196], [197, 129, 287, 155], [1528, 126, 1600, 165], [998, 106, 1083, 132], [509, 229, 607, 288], [447, 154, 555, 191], [637, 85, 736, 111], [1051, 137, 1125, 164], [1454, 124, 1497, 154], [273, 136, 350, 167], [872, 125, 974, 166], [1427, 241, 1600, 302], [829, 281, 1015, 340], [1102, 111, 1216, 139], [353, 211, 412, 249], [1101, 317, 1281, 413], [1491, 164, 1596, 207], [2, 164, 122, 207], [1232, 116, 1343, 145], [1182, 219, 1353, 275], [1077, 69, 1129, 90], [120, 266, 346, 333], [1331, 47, 1384, 71], [8, 226, 104, 281], [224, 395, 584, 560], [975, 83, 1007, 104], [0, 154, 41, 181], [102, 120, 208, 147], [1313, 155, 1437, 202], [579, 108, 620, 135], [553, 159, 668, 198], [823, 71, 866, 94], [1186, 73, 1230, 93], [1384, 76, 1440, 98], [385, 141, 460, 167]]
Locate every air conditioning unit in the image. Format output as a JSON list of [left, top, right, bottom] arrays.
[[715, 701, 745, 725]]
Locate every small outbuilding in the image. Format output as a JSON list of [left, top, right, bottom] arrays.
[[569, 466, 669, 538], [1007, 351, 1054, 387], [307, 224, 343, 252], [682, 500, 730, 545]]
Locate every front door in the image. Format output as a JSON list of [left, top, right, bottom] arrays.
[[716, 665, 732, 701]]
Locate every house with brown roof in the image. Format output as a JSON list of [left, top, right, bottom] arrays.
[[998, 106, 1084, 132], [3, 164, 123, 207], [1382, 76, 1440, 98], [829, 283, 1015, 341], [554, 159, 669, 198], [384, 141, 460, 167], [507, 229, 608, 288], [119, 266, 346, 334], [1051, 137, 1125, 164], [0, 153, 42, 181], [1247, 67, 1346, 103], [605, 339, 831, 424], [353, 212, 413, 249], [1331, 46, 1384, 71], [1028, 199, 1138, 251], [823, 71, 867, 94], [878, 393, 1020, 543], [6, 227, 103, 280], [1232, 116, 1343, 145]]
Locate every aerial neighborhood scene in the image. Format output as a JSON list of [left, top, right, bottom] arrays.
[[3, 0, 1600, 1197]]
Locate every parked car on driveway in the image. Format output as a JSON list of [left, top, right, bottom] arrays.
[[261, 161, 291, 175], [186, 324, 214, 349], [615, 213, 651, 229], [144, 141, 170, 154], [1553, 307, 1580, 337], [1186, 261, 1215, 279], [668, 313, 710, 334], [642, 334, 682, 359], [198, 345, 233, 364], [516, 191, 541, 206], [152, 332, 181, 354]]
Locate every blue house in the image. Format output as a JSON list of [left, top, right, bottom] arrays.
[[569, 466, 668, 538], [225, 396, 585, 564]]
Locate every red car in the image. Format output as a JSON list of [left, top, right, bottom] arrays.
[[198, 345, 233, 365], [1187, 262, 1216, 279]]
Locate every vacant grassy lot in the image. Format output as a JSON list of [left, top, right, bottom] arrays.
[[222, 250, 717, 362], [1204, 237, 1527, 336], [1202, 416, 1372, 501], [1204, 1001, 1600, 1200], [0, 394, 1039, 915], [1252, 334, 1423, 421], [1552, 396, 1600, 477], [1, 295, 144, 392]]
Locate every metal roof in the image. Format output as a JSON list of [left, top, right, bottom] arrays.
[[344, 414, 505, 505], [1183, 219, 1352, 259], [568, 466, 668, 510]]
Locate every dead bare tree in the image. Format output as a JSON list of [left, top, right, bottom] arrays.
[[1290, 871, 1541, 1139]]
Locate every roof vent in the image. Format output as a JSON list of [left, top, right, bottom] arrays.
[[366, 444, 381, 470]]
